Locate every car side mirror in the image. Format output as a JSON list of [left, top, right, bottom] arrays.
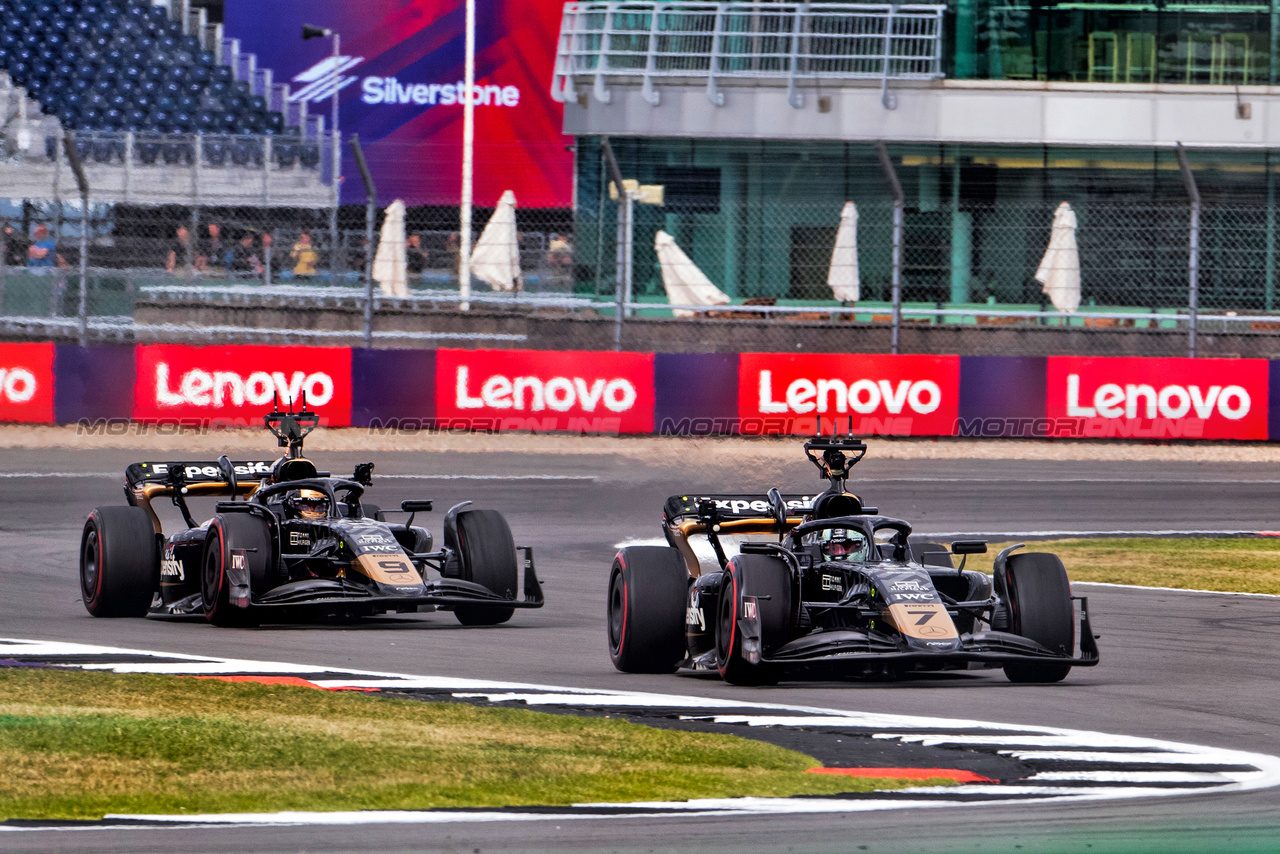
[[217, 454, 238, 499], [401, 500, 433, 513], [952, 540, 988, 555], [400, 499, 433, 528]]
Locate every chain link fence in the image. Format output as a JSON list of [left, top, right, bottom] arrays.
[[7, 136, 1280, 356]]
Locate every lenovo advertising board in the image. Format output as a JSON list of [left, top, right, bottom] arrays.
[[0, 342, 55, 424], [1046, 356, 1269, 440], [133, 345, 353, 426], [436, 349, 655, 433], [737, 353, 961, 436], [224, 0, 571, 207]]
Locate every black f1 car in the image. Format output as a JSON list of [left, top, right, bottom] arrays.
[[608, 433, 1098, 684], [79, 404, 542, 626]]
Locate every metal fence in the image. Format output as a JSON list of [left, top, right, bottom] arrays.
[[552, 2, 945, 108], [10, 133, 1280, 357]]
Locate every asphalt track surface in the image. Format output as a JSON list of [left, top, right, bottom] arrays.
[[4, 442, 1280, 852]]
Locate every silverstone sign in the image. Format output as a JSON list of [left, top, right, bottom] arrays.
[[223, 0, 570, 207]]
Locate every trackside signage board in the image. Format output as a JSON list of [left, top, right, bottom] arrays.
[[0, 342, 55, 423], [133, 345, 353, 426], [13, 345, 1280, 442], [1046, 356, 1269, 440], [737, 353, 960, 436], [435, 349, 655, 433]]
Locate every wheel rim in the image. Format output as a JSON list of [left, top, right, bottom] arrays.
[[81, 528, 99, 602], [608, 571, 625, 653]]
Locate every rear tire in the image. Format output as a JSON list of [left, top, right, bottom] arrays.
[[361, 502, 385, 522], [80, 506, 158, 617], [716, 554, 791, 686], [1001, 552, 1074, 684], [607, 546, 689, 673], [452, 509, 518, 626], [202, 514, 271, 628]]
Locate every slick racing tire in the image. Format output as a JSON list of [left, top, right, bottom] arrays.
[[202, 514, 271, 628], [716, 554, 791, 686], [361, 503, 385, 522], [607, 546, 688, 673], [1002, 552, 1075, 684], [80, 506, 159, 617], [452, 508, 518, 626]]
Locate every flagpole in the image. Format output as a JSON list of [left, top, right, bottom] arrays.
[[458, 0, 475, 311]]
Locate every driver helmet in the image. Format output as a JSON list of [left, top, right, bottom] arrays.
[[287, 488, 329, 520], [819, 527, 863, 561]]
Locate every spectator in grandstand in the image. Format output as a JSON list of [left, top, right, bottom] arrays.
[[406, 234, 427, 280], [3, 224, 28, 268], [202, 222, 227, 271], [445, 231, 460, 275], [165, 225, 194, 276], [231, 232, 264, 277], [547, 233, 572, 283], [349, 236, 369, 276], [291, 230, 318, 280], [262, 232, 275, 280], [27, 224, 64, 268]]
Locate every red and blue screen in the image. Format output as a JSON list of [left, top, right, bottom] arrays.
[[224, 0, 572, 207]]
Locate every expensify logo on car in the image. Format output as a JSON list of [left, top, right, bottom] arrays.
[[1046, 356, 1269, 440], [0, 342, 55, 423], [435, 349, 654, 434], [737, 353, 960, 436], [133, 345, 353, 426]]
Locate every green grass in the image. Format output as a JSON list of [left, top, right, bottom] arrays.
[[0, 669, 950, 820], [974, 537, 1280, 595]]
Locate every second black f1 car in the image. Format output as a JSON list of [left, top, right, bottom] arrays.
[[79, 404, 542, 626], [608, 433, 1098, 684]]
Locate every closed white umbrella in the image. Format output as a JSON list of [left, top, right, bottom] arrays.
[[470, 189, 521, 292], [655, 230, 730, 317], [1035, 201, 1081, 313], [827, 201, 859, 302], [372, 198, 408, 298]]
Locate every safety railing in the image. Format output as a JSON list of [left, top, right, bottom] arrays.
[[552, 1, 946, 108]]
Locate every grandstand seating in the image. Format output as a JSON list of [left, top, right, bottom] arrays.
[[0, 0, 312, 165]]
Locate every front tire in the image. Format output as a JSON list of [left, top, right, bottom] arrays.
[[1001, 552, 1074, 684], [607, 546, 688, 673], [452, 508, 518, 626], [202, 514, 271, 627], [80, 506, 158, 617], [716, 554, 791, 686]]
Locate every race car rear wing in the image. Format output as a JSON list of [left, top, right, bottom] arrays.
[[663, 492, 876, 523], [125, 460, 278, 489]]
